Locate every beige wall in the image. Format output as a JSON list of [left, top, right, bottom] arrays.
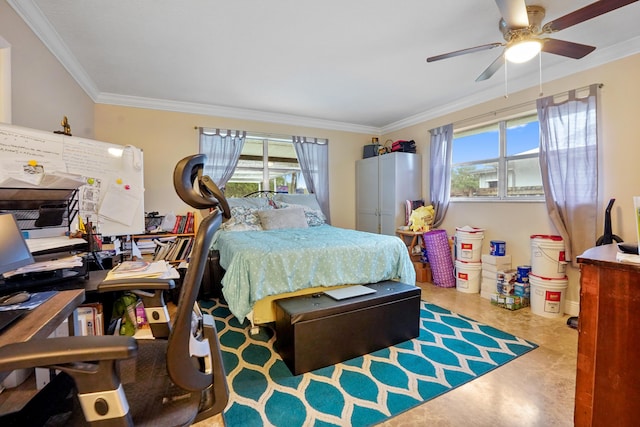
[[382, 53, 640, 314], [0, 1, 95, 137], [94, 104, 371, 228]]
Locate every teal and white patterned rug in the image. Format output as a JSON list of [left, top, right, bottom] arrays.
[[199, 299, 537, 427]]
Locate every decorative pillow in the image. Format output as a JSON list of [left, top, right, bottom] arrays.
[[272, 193, 322, 211], [220, 217, 262, 232], [257, 207, 309, 230], [274, 201, 326, 226], [221, 205, 266, 231]]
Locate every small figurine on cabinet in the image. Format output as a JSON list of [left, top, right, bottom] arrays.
[[54, 116, 72, 136]]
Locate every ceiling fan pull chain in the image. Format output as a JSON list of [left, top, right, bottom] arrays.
[[538, 52, 543, 97], [504, 56, 509, 99]]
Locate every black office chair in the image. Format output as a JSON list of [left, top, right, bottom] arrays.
[[0, 154, 230, 426]]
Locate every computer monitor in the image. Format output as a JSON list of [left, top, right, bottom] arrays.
[[0, 213, 35, 276]]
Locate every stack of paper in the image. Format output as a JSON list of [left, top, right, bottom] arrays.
[[134, 240, 157, 255], [2, 255, 84, 278], [25, 237, 88, 253], [105, 260, 180, 280], [616, 252, 640, 264]]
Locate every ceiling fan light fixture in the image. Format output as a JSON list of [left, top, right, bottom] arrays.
[[504, 39, 542, 63]]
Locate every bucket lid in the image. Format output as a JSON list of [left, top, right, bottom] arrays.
[[529, 272, 568, 281], [530, 234, 563, 241], [455, 259, 482, 266], [456, 225, 484, 233]]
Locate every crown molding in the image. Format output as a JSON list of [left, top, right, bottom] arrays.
[[96, 93, 380, 135]]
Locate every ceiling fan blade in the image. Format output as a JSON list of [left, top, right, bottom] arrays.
[[541, 38, 596, 59], [543, 0, 639, 33], [476, 54, 504, 82], [495, 0, 529, 28], [427, 42, 502, 62]]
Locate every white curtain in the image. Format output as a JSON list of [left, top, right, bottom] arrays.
[[199, 128, 246, 190], [429, 124, 453, 228], [292, 136, 331, 224], [536, 84, 599, 266]]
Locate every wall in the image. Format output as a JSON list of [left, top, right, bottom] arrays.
[[0, 1, 94, 137], [383, 53, 640, 315], [93, 104, 370, 228]]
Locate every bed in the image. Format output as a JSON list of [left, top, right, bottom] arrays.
[[211, 193, 416, 327]]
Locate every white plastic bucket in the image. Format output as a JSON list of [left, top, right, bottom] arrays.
[[529, 273, 568, 318], [455, 227, 484, 262], [455, 260, 482, 293], [530, 235, 567, 279]]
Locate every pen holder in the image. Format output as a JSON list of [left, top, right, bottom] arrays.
[[83, 232, 103, 251]]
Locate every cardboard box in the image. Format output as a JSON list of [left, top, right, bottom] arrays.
[[481, 254, 512, 265], [481, 277, 497, 299], [413, 261, 432, 283], [490, 293, 530, 311]]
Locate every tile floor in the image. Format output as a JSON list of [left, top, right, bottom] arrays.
[[0, 282, 578, 426], [196, 282, 579, 427]]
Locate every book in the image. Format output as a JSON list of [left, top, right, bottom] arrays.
[[171, 215, 182, 234], [178, 215, 188, 233], [179, 237, 194, 261], [76, 302, 103, 336], [185, 211, 195, 233]]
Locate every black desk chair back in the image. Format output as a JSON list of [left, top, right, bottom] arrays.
[[0, 154, 230, 426]]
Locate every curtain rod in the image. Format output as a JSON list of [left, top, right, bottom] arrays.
[[454, 83, 603, 129]]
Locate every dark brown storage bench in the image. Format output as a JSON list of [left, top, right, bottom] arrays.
[[274, 280, 421, 375]]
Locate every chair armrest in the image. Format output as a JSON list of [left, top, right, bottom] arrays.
[[98, 278, 176, 293], [0, 335, 137, 372]]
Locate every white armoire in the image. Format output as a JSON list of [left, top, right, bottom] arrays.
[[356, 152, 422, 235]]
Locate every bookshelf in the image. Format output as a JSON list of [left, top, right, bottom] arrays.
[[130, 211, 197, 264], [131, 233, 194, 264]]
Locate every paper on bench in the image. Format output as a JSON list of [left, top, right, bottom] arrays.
[[324, 285, 376, 300]]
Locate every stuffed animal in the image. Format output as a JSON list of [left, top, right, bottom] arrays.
[[409, 205, 435, 232]]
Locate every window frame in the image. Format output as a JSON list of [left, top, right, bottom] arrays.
[[224, 132, 308, 197], [450, 113, 544, 203]]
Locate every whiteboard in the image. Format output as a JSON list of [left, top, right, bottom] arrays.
[[0, 123, 145, 236]]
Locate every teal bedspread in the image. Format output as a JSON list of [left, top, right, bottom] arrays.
[[212, 224, 416, 322]]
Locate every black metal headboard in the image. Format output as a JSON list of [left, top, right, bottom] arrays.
[[243, 190, 287, 199]]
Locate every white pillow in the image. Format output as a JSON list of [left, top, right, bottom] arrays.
[[273, 201, 326, 226], [257, 207, 309, 230]]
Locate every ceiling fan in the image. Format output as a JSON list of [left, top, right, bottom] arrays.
[[426, 0, 639, 82]]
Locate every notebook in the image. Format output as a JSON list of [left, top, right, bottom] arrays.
[[324, 285, 376, 300]]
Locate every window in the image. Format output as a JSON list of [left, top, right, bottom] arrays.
[[225, 133, 307, 197], [451, 114, 543, 200]]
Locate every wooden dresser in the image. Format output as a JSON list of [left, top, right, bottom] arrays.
[[575, 244, 640, 426]]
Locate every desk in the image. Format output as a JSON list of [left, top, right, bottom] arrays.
[[575, 245, 640, 426], [0, 289, 85, 382]]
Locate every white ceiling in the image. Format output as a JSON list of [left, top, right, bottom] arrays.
[[9, 0, 640, 133]]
